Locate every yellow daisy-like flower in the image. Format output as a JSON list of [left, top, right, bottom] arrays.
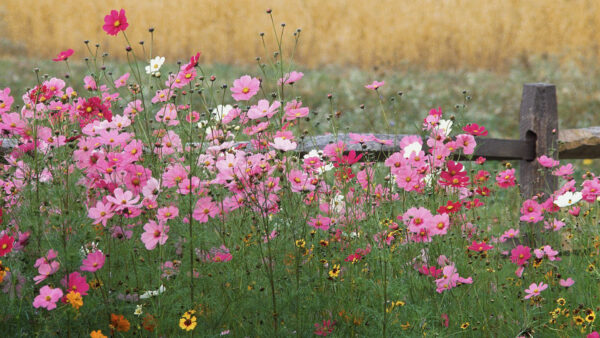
[[573, 315, 585, 326], [295, 239, 306, 248], [586, 311, 595, 323], [179, 310, 197, 331], [460, 322, 470, 329], [328, 264, 341, 278], [556, 298, 566, 306], [66, 291, 83, 310]]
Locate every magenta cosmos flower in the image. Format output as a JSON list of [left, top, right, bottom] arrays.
[[510, 245, 531, 266], [33, 285, 63, 310], [230, 75, 260, 101], [365, 80, 385, 90], [103, 9, 129, 36], [523, 282, 548, 299], [52, 49, 74, 62], [80, 251, 105, 272]]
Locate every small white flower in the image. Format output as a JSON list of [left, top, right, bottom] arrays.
[[211, 105, 234, 122], [403, 142, 422, 158], [145, 56, 165, 75], [437, 119, 453, 137], [553, 191, 582, 208], [197, 120, 208, 129], [139, 285, 166, 299], [134, 304, 143, 316]]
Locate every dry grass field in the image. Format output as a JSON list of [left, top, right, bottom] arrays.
[[1, 0, 599, 70]]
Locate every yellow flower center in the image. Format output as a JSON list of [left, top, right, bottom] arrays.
[[114, 20, 121, 27]]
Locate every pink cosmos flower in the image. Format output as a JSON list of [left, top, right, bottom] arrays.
[[496, 168, 516, 188], [544, 218, 565, 231], [157, 206, 179, 222], [510, 245, 531, 266], [553, 163, 574, 177], [455, 134, 476, 155], [462, 123, 488, 136], [314, 320, 335, 336], [270, 137, 297, 151], [33, 285, 63, 310], [247, 100, 280, 119], [284, 100, 309, 121], [88, 200, 115, 226], [468, 241, 494, 252], [231, 75, 260, 101], [278, 71, 304, 85], [114, 73, 130, 88], [192, 197, 219, 223], [62, 271, 89, 296], [0, 88, 14, 113], [106, 188, 140, 211], [559, 277, 575, 288], [83, 75, 97, 90], [0, 234, 14, 257], [52, 49, 74, 62], [588, 332, 600, 338], [34, 250, 60, 284], [103, 9, 129, 36], [523, 282, 548, 299], [499, 228, 519, 242], [365, 80, 385, 90], [80, 251, 105, 272], [308, 215, 332, 231], [537, 155, 559, 168], [348, 133, 377, 144], [140, 220, 169, 250]]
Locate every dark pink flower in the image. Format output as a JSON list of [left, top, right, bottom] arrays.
[[52, 49, 74, 62], [103, 9, 129, 36]]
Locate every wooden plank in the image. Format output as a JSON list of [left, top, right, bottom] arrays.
[[518, 83, 558, 248], [558, 126, 600, 159]]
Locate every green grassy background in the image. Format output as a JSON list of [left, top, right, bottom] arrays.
[[1, 57, 599, 140]]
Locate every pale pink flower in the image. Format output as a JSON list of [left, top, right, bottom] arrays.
[[278, 71, 304, 85], [33, 285, 63, 310], [365, 80, 384, 90], [88, 200, 115, 226], [537, 155, 559, 168], [192, 197, 219, 223], [114, 73, 130, 88], [559, 278, 575, 288], [106, 188, 140, 211], [523, 282, 548, 299], [231, 75, 260, 101], [140, 220, 169, 250]]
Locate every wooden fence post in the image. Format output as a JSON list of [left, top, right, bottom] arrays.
[[519, 83, 558, 245]]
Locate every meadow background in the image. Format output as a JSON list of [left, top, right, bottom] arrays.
[[1, 0, 600, 140]]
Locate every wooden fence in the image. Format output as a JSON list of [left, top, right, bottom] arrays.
[[295, 83, 600, 200]]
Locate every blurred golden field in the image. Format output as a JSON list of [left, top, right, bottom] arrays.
[[0, 0, 599, 70]]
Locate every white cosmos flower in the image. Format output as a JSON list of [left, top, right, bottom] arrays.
[[553, 191, 582, 208], [145, 56, 165, 75], [403, 142, 422, 158], [211, 105, 234, 122], [139, 285, 166, 299], [437, 119, 453, 137]]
